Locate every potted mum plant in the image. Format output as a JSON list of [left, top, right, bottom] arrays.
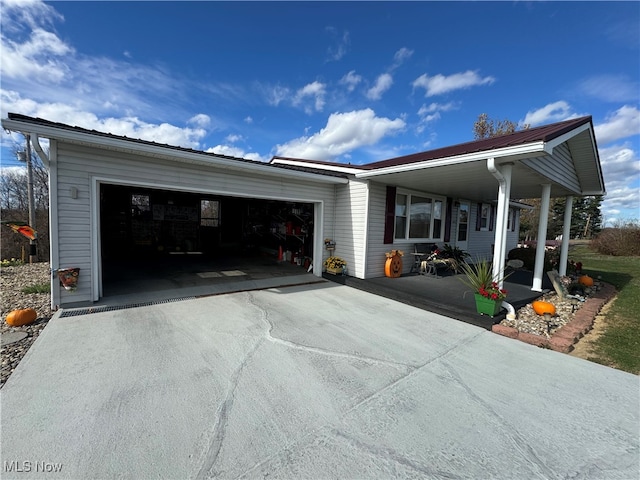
[[324, 256, 347, 275], [458, 258, 510, 317]]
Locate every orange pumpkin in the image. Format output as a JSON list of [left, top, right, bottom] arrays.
[[532, 301, 556, 316], [384, 255, 403, 278], [6, 308, 38, 327], [578, 275, 594, 287]]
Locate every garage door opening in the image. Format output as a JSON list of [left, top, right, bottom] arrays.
[[99, 184, 316, 298]]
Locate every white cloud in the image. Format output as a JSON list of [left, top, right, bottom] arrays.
[[225, 134, 244, 143], [244, 116, 253, 124], [326, 27, 350, 61], [595, 105, 640, 145], [340, 70, 362, 92], [415, 102, 457, 132], [1, 90, 208, 149], [188, 114, 211, 128], [293, 81, 326, 113], [366, 73, 393, 101], [578, 75, 639, 103], [392, 47, 413, 69], [1, 28, 73, 83], [275, 108, 405, 160], [599, 142, 640, 223], [522, 101, 575, 126], [412, 70, 495, 97], [266, 85, 290, 107], [0, 0, 63, 33], [205, 144, 266, 162]]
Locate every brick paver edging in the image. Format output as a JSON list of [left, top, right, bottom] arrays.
[[492, 283, 617, 353]]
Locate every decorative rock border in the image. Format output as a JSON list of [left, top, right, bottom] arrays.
[[492, 283, 617, 353]]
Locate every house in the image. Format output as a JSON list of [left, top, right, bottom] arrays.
[[1, 113, 604, 308]]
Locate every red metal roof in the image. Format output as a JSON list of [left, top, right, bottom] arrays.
[[364, 116, 594, 170]]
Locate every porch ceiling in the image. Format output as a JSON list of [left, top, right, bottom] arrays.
[[363, 160, 563, 202]]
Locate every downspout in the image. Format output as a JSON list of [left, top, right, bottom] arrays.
[[30, 134, 60, 309], [486, 158, 512, 288], [488, 159, 516, 320], [31, 134, 50, 167]]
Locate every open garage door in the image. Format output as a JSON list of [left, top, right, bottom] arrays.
[[99, 184, 315, 298]]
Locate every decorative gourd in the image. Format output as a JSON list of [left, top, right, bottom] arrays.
[[578, 275, 594, 287], [6, 308, 38, 327], [532, 301, 556, 316], [384, 254, 403, 278]]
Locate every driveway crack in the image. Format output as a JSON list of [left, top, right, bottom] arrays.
[[245, 291, 412, 370], [195, 335, 265, 480]]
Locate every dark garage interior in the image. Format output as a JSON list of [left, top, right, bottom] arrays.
[[99, 184, 315, 297]]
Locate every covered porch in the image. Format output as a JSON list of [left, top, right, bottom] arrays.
[[357, 116, 605, 291], [324, 269, 551, 330]]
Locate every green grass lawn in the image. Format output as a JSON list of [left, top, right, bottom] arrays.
[[569, 244, 640, 374]]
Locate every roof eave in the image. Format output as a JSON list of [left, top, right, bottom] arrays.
[[355, 141, 546, 178], [2, 118, 348, 185]]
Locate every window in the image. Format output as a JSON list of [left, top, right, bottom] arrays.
[[394, 194, 407, 240], [200, 199, 220, 227], [394, 191, 445, 241], [507, 208, 516, 231], [480, 203, 490, 231], [457, 203, 469, 242]]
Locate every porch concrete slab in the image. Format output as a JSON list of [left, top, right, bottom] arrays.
[[1, 283, 638, 479]]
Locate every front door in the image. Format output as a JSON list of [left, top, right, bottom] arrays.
[[456, 201, 470, 251]]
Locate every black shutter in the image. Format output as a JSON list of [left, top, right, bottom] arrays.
[[383, 186, 396, 244], [475, 203, 482, 231], [489, 205, 496, 231], [444, 197, 453, 242]]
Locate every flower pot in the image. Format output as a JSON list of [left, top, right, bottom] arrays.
[[326, 266, 344, 275], [474, 293, 502, 317]]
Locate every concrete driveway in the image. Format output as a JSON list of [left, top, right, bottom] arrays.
[[1, 282, 638, 479]]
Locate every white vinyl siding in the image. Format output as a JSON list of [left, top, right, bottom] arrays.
[[53, 142, 337, 305], [365, 182, 415, 277], [522, 144, 581, 193], [332, 180, 369, 278]]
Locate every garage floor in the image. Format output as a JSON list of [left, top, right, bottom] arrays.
[[97, 252, 318, 307]]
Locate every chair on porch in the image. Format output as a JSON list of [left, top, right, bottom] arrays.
[[409, 243, 440, 278]]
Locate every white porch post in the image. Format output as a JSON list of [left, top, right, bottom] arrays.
[[487, 159, 512, 288], [558, 195, 574, 276], [532, 184, 551, 291]]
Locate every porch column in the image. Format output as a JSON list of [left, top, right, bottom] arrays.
[[488, 159, 512, 288], [558, 195, 574, 276], [532, 184, 551, 291]]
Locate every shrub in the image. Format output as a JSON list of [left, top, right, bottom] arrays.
[[591, 223, 640, 256], [507, 247, 557, 271]]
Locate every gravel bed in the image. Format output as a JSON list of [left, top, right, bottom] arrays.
[[1, 262, 53, 388], [503, 291, 585, 337]]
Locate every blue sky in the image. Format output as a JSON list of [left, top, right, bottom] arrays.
[[1, 0, 639, 225]]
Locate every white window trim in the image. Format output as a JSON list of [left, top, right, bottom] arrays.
[[394, 189, 446, 242], [480, 203, 491, 232]]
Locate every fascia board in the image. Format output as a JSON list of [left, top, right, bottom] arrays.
[[543, 123, 591, 153], [354, 141, 546, 178], [2, 118, 348, 185], [271, 158, 366, 174]]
